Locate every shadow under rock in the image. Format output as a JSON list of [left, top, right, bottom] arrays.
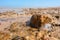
[[26, 20, 39, 29], [26, 20, 31, 26]]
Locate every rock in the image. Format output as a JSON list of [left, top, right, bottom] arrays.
[[30, 14, 57, 29], [42, 23, 52, 31], [30, 14, 41, 28], [12, 36, 26, 40], [55, 16, 59, 19]]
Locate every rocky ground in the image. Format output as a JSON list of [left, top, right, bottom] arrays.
[[0, 8, 60, 40]]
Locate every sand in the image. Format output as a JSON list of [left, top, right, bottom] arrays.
[[0, 8, 60, 40]]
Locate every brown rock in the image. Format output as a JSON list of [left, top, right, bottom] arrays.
[[12, 36, 26, 40], [30, 14, 41, 28], [30, 14, 57, 29]]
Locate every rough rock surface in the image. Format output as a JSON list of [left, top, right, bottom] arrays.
[[30, 14, 58, 30]]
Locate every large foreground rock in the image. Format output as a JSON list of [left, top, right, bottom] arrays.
[[30, 14, 58, 29]]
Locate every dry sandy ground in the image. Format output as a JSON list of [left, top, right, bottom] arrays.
[[0, 13, 31, 31], [0, 8, 60, 40]]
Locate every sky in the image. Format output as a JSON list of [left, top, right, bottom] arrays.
[[0, 0, 60, 8]]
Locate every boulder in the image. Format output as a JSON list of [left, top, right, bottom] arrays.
[[30, 14, 57, 29]]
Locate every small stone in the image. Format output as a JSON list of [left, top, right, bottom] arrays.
[[55, 16, 59, 19], [12, 36, 26, 40], [43, 23, 52, 31]]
